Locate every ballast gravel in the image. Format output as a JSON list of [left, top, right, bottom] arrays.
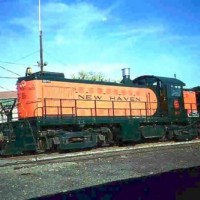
[[1, 145, 200, 199]]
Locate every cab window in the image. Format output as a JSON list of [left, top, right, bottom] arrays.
[[170, 85, 181, 97]]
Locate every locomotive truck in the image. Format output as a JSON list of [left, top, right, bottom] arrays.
[[0, 68, 199, 155]]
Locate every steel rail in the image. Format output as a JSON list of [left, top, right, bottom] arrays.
[[1, 140, 200, 168]]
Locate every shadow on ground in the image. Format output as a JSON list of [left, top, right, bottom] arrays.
[[31, 166, 200, 200]]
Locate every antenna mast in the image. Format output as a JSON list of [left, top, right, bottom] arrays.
[[38, 0, 44, 72]]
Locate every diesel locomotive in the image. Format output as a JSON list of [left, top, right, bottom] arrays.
[[0, 68, 199, 155]]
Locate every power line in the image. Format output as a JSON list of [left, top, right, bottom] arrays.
[[44, 51, 68, 66], [0, 60, 36, 66], [0, 65, 20, 76], [0, 50, 39, 70], [0, 50, 39, 65], [0, 85, 11, 91], [12, 50, 39, 62], [0, 50, 40, 77], [0, 77, 18, 79]]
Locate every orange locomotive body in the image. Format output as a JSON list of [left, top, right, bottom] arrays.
[[17, 79, 158, 119], [1, 70, 199, 156], [183, 90, 198, 117]]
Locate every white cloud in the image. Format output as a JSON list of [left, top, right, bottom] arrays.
[[1, 0, 200, 90], [43, 2, 69, 14], [7, 1, 110, 38], [109, 24, 165, 38], [43, 2, 109, 36], [46, 62, 126, 80]]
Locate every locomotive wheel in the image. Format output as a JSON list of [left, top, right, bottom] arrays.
[[99, 127, 114, 146], [165, 130, 174, 140], [38, 138, 47, 152]]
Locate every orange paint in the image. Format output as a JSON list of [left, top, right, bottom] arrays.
[[113, 89, 118, 95], [97, 88, 103, 94], [106, 88, 111, 94], [18, 79, 158, 119], [121, 90, 126, 95], [183, 91, 197, 115]]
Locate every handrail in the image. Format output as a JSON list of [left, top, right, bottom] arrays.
[[32, 98, 158, 120]]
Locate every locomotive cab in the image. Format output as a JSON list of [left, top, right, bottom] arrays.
[[133, 75, 186, 119]]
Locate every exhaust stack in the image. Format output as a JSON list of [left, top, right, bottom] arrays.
[[121, 68, 131, 84]]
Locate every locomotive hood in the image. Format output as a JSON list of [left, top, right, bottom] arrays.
[[132, 75, 185, 87]]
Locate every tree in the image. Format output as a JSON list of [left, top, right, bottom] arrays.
[[71, 71, 109, 82]]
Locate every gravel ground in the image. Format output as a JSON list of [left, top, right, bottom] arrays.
[[1, 145, 200, 199]]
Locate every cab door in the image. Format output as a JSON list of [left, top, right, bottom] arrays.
[[159, 85, 168, 116], [167, 85, 185, 118]]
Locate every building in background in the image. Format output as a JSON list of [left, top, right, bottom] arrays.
[[0, 91, 17, 123]]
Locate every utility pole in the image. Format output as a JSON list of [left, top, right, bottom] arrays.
[[38, 0, 44, 72]]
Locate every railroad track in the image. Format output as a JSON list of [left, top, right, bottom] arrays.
[[1, 139, 200, 168]]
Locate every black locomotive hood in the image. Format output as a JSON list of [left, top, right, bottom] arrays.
[[132, 75, 185, 87], [17, 71, 65, 83]]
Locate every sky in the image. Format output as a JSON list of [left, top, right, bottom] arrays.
[[0, 0, 200, 91]]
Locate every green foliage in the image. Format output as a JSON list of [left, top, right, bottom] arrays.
[[71, 71, 109, 82]]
